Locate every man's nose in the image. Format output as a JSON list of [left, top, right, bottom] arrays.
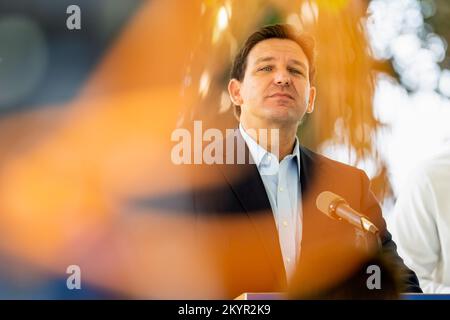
[[274, 71, 291, 86]]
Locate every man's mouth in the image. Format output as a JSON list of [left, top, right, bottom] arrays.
[[269, 93, 294, 100]]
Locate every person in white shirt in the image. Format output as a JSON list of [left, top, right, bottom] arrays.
[[392, 145, 450, 293]]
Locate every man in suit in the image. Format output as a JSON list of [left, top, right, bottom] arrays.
[[190, 24, 421, 298]]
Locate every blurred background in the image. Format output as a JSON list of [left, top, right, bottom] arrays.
[[0, 0, 449, 298]]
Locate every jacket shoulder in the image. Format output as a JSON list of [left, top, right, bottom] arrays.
[[300, 145, 366, 178]]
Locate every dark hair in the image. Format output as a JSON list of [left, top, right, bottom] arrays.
[[230, 24, 316, 119]]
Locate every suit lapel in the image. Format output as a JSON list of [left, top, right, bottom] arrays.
[[298, 145, 330, 258], [298, 145, 357, 263], [218, 130, 287, 288]]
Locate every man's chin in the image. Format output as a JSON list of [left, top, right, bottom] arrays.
[[260, 108, 299, 124]]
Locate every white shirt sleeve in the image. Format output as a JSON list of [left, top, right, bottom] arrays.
[[392, 166, 450, 293]]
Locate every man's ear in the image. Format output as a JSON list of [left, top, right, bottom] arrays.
[[228, 79, 243, 106], [306, 86, 316, 114]]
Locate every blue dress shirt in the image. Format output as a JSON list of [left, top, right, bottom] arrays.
[[239, 124, 302, 281]]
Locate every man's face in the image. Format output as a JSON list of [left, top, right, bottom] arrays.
[[229, 38, 316, 127]]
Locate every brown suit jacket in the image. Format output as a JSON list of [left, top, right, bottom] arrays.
[[190, 129, 421, 298]]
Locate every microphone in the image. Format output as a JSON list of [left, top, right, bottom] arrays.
[[316, 191, 379, 235]]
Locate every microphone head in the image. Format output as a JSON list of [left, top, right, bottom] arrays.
[[316, 191, 346, 218]]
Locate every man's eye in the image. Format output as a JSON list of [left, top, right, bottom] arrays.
[[289, 68, 303, 75], [259, 66, 273, 72]]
